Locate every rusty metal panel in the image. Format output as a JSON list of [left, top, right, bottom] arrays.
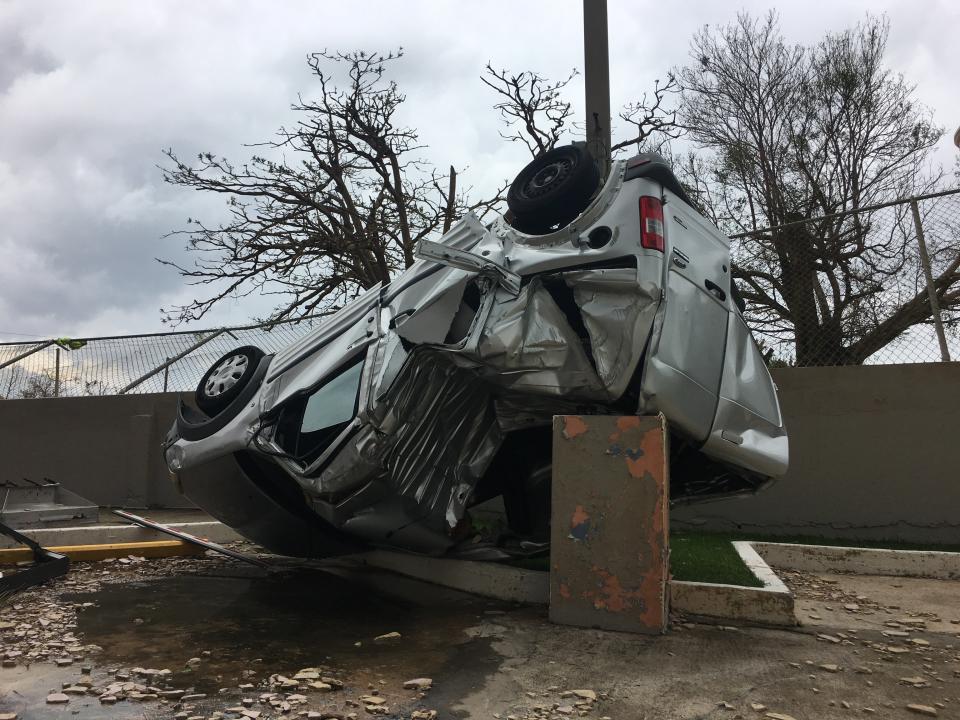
[[550, 414, 669, 634]]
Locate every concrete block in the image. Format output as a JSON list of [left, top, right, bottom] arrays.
[[549, 414, 669, 634]]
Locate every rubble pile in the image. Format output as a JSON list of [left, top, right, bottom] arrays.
[[2, 553, 228, 669]]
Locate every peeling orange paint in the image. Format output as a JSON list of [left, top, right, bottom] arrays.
[[585, 566, 645, 613], [622, 420, 666, 479], [607, 415, 641, 442], [571, 505, 590, 527], [550, 415, 668, 634], [563, 415, 589, 439]]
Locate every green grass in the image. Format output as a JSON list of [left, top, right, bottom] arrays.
[[669, 532, 763, 587], [507, 531, 765, 587], [507, 531, 960, 589]]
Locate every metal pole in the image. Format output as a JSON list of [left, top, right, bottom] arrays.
[[583, 0, 611, 178], [910, 198, 952, 362], [162, 358, 170, 392], [54, 348, 61, 397], [119, 329, 226, 394]]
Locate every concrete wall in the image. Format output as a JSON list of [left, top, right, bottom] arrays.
[[673, 363, 960, 545], [0, 393, 193, 508], [3, 363, 959, 542]]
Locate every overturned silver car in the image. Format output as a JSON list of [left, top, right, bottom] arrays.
[[164, 148, 788, 559]]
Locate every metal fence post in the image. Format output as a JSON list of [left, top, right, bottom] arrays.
[[119, 329, 226, 394], [54, 347, 61, 397], [162, 358, 170, 392], [910, 198, 952, 362]]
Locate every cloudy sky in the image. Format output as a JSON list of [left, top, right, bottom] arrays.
[[1, 0, 957, 342]]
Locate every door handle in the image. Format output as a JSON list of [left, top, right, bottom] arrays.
[[704, 279, 727, 302]]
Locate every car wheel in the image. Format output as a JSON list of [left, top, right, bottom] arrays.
[[507, 144, 601, 234], [195, 345, 265, 416]]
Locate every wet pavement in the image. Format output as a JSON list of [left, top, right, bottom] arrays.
[[1, 554, 506, 719], [4, 553, 960, 719]]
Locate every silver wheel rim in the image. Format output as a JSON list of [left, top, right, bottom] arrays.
[[203, 354, 249, 398]]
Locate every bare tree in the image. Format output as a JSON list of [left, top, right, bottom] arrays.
[[678, 13, 953, 365], [611, 76, 682, 155], [160, 50, 502, 324], [482, 64, 682, 160], [18, 370, 57, 399], [481, 64, 578, 158]]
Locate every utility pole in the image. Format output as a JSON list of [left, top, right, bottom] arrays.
[[583, 0, 611, 178]]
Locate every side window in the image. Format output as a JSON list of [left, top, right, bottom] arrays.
[[276, 359, 364, 464], [301, 361, 363, 433]]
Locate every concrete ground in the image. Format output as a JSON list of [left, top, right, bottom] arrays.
[[2, 552, 959, 720]]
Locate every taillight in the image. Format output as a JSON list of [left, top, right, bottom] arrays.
[[639, 196, 665, 252]]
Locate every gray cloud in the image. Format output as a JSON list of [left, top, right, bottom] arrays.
[[0, 0, 956, 340]]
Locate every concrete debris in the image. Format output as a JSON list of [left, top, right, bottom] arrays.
[[46, 693, 70, 704], [410, 712, 437, 720], [906, 706, 938, 718], [750, 703, 767, 712], [818, 664, 841, 673], [764, 714, 797, 720], [0, 713, 18, 720], [373, 631, 402, 644], [403, 678, 433, 690]]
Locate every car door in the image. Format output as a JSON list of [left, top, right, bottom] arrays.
[[644, 193, 731, 441]]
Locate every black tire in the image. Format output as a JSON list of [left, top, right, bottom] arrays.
[[195, 345, 265, 416], [507, 144, 600, 234]]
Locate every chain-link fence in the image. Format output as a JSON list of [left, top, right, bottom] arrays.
[[0, 318, 323, 399], [2, 188, 958, 398], [729, 188, 959, 366]]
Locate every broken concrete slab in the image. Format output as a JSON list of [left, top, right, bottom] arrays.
[[751, 542, 960, 580]]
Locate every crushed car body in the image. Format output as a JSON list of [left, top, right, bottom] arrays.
[[164, 149, 788, 559]]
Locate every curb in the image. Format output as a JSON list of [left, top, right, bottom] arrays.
[[357, 545, 799, 627], [0, 521, 241, 550], [356, 550, 550, 603], [751, 541, 960, 580], [668, 542, 797, 626]]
